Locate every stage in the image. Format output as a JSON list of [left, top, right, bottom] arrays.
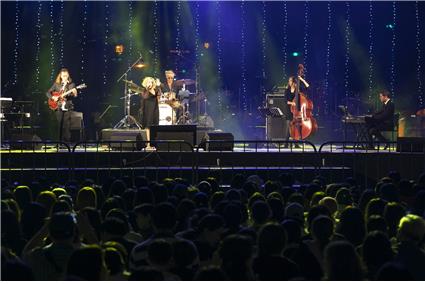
[[2, 140, 424, 187]]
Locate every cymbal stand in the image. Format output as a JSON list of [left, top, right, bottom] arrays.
[[114, 55, 144, 129]]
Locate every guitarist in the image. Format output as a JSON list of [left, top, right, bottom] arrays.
[[46, 68, 78, 142]]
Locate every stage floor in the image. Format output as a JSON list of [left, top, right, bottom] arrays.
[[0, 143, 400, 153], [1, 141, 424, 187]]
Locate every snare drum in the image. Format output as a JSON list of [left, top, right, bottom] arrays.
[[159, 103, 175, 125]]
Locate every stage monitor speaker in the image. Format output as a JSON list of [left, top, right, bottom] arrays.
[[266, 94, 286, 140], [397, 137, 425, 153], [101, 128, 147, 150], [9, 133, 42, 150], [150, 125, 196, 151], [201, 131, 234, 151]]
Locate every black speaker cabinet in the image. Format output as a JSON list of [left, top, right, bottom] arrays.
[[150, 125, 196, 151], [397, 137, 425, 152], [201, 132, 234, 151], [101, 128, 147, 150], [9, 133, 42, 150], [69, 111, 84, 143], [266, 94, 286, 140]]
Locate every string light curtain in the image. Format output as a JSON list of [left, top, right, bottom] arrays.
[[415, 1, 423, 107], [58, 0, 65, 68], [34, 1, 43, 88], [368, 1, 374, 103], [324, 1, 332, 115], [49, 0, 56, 82], [240, 0, 248, 112], [344, 2, 351, 100], [261, 1, 266, 96], [282, 1, 288, 82], [390, 1, 397, 98], [175, 1, 182, 72], [80, 0, 88, 83], [102, 2, 110, 89], [303, 1, 310, 75], [216, 1, 223, 113], [127, 1, 134, 67], [152, 1, 159, 76], [12, 0, 20, 86]]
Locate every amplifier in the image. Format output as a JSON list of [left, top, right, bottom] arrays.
[[266, 94, 287, 140], [150, 125, 196, 151]]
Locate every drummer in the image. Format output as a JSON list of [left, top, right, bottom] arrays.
[[160, 70, 183, 119]]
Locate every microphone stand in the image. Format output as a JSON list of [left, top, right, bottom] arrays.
[[114, 54, 144, 129]]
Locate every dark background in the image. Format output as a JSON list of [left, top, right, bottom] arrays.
[[1, 1, 424, 140]]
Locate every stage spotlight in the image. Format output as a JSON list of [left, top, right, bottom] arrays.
[[135, 62, 146, 69], [115, 44, 124, 55], [292, 52, 300, 57], [386, 24, 394, 29]]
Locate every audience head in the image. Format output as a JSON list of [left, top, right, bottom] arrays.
[[251, 201, 271, 226], [285, 202, 304, 224], [36, 191, 57, 214], [20, 202, 47, 240], [67, 245, 108, 280], [49, 212, 77, 242], [267, 197, 285, 221], [147, 239, 173, 269], [366, 215, 388, 234], [311, 215, 334, 249], [397, 214, 425, 245], [173, 239, 199, 268], [375, 262, 413, 280], [324, 241, 365, 280], [257, 222, 286, 256], [365, 198, 387, 219], [151, 202, 177, 232], [337, 207, 366, 246], [362, 231, 393, 278], [218, 234, 253, 280], [383, 202, 406, 238], [13, 185, 32, 210], [281, 218, 302, 244], [318, 196, 337, 216], [109, 179, 127, 197]]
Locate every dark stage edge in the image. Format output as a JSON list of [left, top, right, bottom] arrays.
[[1, 145, 424, 187]]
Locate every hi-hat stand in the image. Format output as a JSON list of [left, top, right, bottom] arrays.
[[114, 55, 144, 129]]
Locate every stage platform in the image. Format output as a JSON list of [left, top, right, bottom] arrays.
[[1, 140, 424, 187]]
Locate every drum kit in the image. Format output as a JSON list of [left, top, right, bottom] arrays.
[[113, 53, 210, 129], [124, 77, 199, 126]]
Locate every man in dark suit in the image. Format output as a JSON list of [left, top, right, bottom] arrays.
[[365, 90, 395, 148]]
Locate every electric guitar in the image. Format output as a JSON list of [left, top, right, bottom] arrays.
[[48, 83, 87, 110]]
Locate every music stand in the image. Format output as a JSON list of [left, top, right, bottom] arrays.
[[258, 107, 284, 118]]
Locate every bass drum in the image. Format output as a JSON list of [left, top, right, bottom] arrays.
[[159, 103, 175, 125]]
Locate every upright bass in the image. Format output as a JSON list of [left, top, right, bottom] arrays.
[[289, 64, 318, 139]]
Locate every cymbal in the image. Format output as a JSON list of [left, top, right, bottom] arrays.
[[175, 79, 195, 86], [123, 79, 143, 93]]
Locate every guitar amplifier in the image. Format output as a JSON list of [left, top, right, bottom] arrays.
[[266, 94, 287, 140]]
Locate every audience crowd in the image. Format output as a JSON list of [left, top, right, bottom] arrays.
[[1, 171, 425, 280]]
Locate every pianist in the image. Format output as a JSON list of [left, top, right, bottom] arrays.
[[365, 90, 395, 149]]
